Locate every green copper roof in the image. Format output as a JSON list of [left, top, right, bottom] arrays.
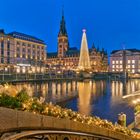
[[58, 13, 67, 37]]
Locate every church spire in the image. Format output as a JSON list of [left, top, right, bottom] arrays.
[[58, 8, 67, 37]]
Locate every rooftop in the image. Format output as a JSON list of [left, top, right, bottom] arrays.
[[8, 31, 45, 45], [111, 49, 140, 54]]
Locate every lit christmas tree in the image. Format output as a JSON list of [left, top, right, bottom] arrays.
[[78, 29, 91, 70]]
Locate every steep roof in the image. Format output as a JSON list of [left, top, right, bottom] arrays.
[[58, 12, 68, 37]]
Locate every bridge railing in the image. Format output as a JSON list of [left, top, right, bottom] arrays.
[[0, 107, 137, 140]]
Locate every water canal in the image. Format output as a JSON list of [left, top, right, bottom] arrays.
[[12, 79, 140, 125]]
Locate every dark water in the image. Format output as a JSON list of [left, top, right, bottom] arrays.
[[13, 79, 140, 124]]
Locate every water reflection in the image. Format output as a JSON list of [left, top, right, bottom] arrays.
[[13, 79, 140, 123], [78, 81, 92, 115], [14, 81, 78, 103]]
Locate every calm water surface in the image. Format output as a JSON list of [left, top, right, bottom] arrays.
[[13, 79, 140, 124]]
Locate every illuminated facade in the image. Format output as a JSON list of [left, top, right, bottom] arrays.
[[0, 29, 46, 73], [110, 49, 140, 73], [47, 14, 108, 72]]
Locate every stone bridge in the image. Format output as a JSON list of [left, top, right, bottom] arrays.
[[0, 107, 137, 140]]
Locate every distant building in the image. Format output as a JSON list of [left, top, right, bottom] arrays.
[[0, 29, 46, 73], [110, 49, 140, 73], [47, 14, 108, 72]]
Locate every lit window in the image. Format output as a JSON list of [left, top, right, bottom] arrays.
[[120, 60, 122, 64], [132, 65, 135, 68], [112, 61, 115, 64], [112, 69, 115, 72], [112, 65, 115, 68], [116, 61, 118, 64], [132, 60, 135, 64], [127, 65, 130, 68], [132, 69, 135, 73], [116, 65, 119, 68], [120, 65, 122, 68], [128, 60, 131, 64]]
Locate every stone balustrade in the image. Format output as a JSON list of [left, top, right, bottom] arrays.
[[0, 107, 138, 140]]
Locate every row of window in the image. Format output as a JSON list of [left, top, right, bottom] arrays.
[[17, 41, 44, 50], [112, 65, 135, 68], [17, 48, 44, 54], [16, 53, 44, 58], [112, 60, 135, 64]]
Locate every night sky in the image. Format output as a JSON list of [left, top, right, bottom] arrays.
[[0, 0, 140, 55]]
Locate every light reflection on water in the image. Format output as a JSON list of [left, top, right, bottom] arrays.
[[13, 79, 140, 124]]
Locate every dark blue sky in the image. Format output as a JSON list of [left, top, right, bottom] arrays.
[[0, 0, 140, 55]]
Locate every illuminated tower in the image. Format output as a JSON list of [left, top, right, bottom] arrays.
[[78, 29, 91, 70], [58, 11, 69, 58]]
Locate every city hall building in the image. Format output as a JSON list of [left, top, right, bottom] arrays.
[[0, 29, 46, 73], [47, 14, 108, 72], [110, 49, 140, 74]]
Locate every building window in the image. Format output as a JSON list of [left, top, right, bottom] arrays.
[[120, 60, 122, 64], [128, 60, 131, 64], [28, 49, 30, 53], [28, 55, 30, 59], [17, 41, 20, 45], [127, 65, 130, 68], [33, 50, 35, 54], [22, 42, 26, 46], [17, 47, 20, 52], [120, 65, 122, 68], [32, 45, 35, 48], [1, 58, 4, 63], [37, 46, 40, 49], [116, 61, 118, 64], [7, 58, 10, 64], [7, 51, 10, 56], [59, 45, 62, 49], [1, 49, 4, 55], [132, 69, 135, 73], [132, 60, 135, 64], [22, 48, 25, 52], [23, 54, 26, 58], [132, 65, 135, 68], [17, 53, 20, 58], [112, 61, 115, 64]]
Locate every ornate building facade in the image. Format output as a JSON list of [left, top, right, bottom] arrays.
[[0, 29, 46, 73], [47, 14, 108, 72]]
